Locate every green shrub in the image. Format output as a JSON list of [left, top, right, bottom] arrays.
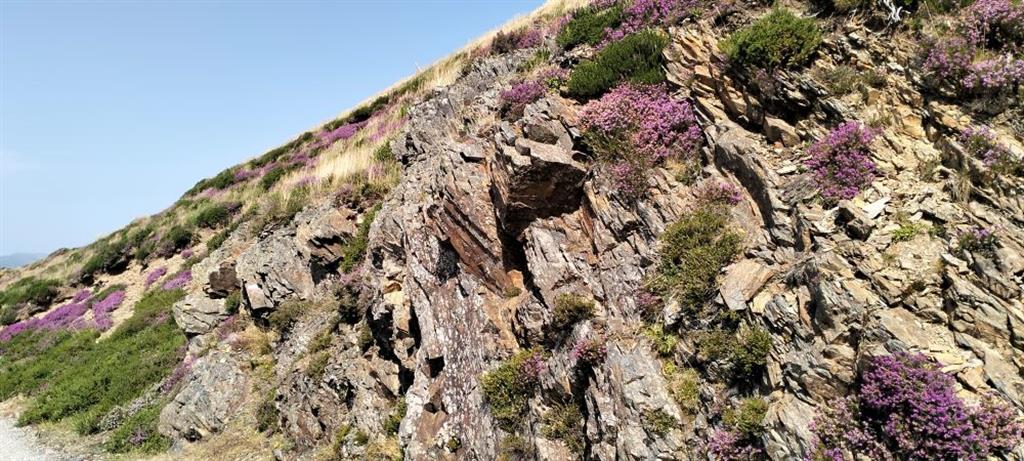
[[105, 401, 171, 454], [383, 400, 407, 435], [655, 208, 742, 312], [731, 326, 772, 377], [158, 225, 194, 256], [255, 392, 278, 432], [724, 397, 768, 437], [336, 284, 363, 324], [206, 224, 235, 252], [480, 349, 544, 430], [719, 9, 822, 69], [7, 289, 186, 434], [644, 325, 679, 356], [541, 403, 584, 453], [557, 4, 624, 49], [642, 408, 677, 435], [566, 30, 668, 98], [267, 300, 309, 333], [81, 240, 129, 279], [499, 435, 535, 461], [306, 352, 330, 381], [447, 436, 462, 452], [224, 291, 241, 315], [663, 363, 700, 413], [340, 205, 380, 273], [373, 143, 394, 162], [551, 293, 594, 332], [260, 166, 288, 191], [0, 277, 61, 309], [192, 202, 232, 229]]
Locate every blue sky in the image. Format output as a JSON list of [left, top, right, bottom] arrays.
[[0, 0, 543, 255]]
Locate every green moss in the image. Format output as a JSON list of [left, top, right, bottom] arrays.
[[480, 349, 543, 430], [541, 403, 584, 453], [566, 30, 668, 98], [557, 4, 624, 49], [719, 9, 822, 69], [642, 408, 677, 435], [654, 207, 742, 312], [724, 397, 768, 437], [551, 293, 595, 332]]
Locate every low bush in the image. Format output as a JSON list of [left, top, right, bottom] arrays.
[[731, 326, 772, 377], [663, 362, 700, 413], [0, 277, 61, 310], [480, 349, 545, 430], [810, 353, 1023, 460], [306, 352, 330, 381], [81, 239, 130, 280], [922, 0, 1024, 105], [192, 202, 232, 229], [805, 121, 878, 203], [255, 391, 278, 432], [570, 337, 607, 369], [551, 293, 595, 332], [557, 3, 624, 49], [654, 208, 742, 311], [260, 165, 288, 191], [957, 226, 998, 257], [158, 225, 194, 257], [960, 125, 1021, 175], [719, 9, 822, 69], [499, 81, 547, 119], [580, 83, 701, 196], [644, 325, 680, 356], [383, 400, 407, 435], [3, 289, 186, 435], [104, 401, 171, 454], [566, 30, 668, 99], [224, 290, 241, 315], [642, 408, 677, 435], [339, 204, 380, 273], [723, 397, 768, 437], [541, 403, 584, 453], [267, 300, 309, 334]]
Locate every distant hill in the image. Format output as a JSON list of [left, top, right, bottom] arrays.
[[0, 253, 45, 268]]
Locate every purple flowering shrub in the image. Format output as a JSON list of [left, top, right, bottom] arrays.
[[809, 353, 1023, 461], [603, 0, 701, 45], [480, 348, 546, 429], [92, 290, 126, 331], [570, 337, 607, 368], [580, 83, 702, 197], [144, 267, 167, 288], [695, 180, 743, 207], [499, 80, 547, 119], [314, 120, 368, 150], [0, 298, 91, 341], [162, 270, 192, 290], [538, 66, 570, 89], [922, 0, 1024, 105], [960, 126, 1021, 175], [708, 429, 763, 461], [804, 122, 878, 203], [957, 226, 998, 256]]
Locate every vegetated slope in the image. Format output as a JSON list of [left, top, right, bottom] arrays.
[[2, 0, 1024, 459]]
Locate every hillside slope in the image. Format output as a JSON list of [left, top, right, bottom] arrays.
[[3, 0, 1024, 459]]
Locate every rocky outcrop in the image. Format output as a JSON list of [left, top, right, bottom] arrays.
[[172, 293, 228, 336], [159, 351, 248, 441]]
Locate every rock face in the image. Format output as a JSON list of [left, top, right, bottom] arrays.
[[172, 293, 228, 336], [159, 351, 248, 441], [148, 7, 1024, 461]]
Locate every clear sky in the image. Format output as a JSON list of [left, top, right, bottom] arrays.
[[0, 0, 543, 255]]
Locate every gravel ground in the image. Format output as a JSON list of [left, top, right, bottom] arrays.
[[0, 416, 65, 461]]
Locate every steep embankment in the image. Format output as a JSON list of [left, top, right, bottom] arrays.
[[2, 0, 1024, 460]]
